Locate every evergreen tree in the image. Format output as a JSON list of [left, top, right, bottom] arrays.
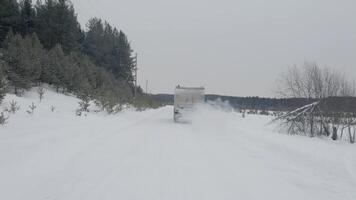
[[69, 52, 97, 92], [46, 44, 66, 91], [116, 31, 134, 83], [83, 18, 134, 83], [0, 0, 20, 46], [83, 18, 104, 64], [35, 0, 83, 53], [0, 60, 7, 103], [0, 0, 141, 108], [19, 0, 36, 36], [61, 54, 79, 93], [2, 33, 43, 94], [39, 47, 55, 85]]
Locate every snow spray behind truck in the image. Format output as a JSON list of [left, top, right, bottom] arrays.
[[174, 86, 205, 122]]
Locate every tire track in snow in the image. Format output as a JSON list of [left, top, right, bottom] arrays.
[[22, 108, 167, 200], [232, 124, 356, 199]]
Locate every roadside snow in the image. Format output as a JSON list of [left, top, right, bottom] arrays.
[[0, 89, 355, 200]]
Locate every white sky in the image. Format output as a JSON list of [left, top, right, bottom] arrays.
[[71, 0, 356, 97]]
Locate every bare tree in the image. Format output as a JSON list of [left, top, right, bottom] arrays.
[[339, 113, 356, 143], [26, 103, 37, 115], [275, 62, 356, 142], [278, 62, 354, 100], [37, 86, 45, 102]]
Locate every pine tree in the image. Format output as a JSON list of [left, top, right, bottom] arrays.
[[19, 0, 35, 36], [83, 18, 135, 83], [35, 0, 83, 53], [0, 0, 139, 108], [46, 44, 66, 91], [2, 33, 43, 94], [83, 18, 107, 68], [0, 61, 7, 103], [39, 48, 55, 85], [116, 31, 134, 82], [0, 0, 20, 46]]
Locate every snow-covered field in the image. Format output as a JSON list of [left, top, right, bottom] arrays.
[[1, 89, 356, 200]]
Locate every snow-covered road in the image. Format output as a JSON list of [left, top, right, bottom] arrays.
[[1, 91, 356, 200]]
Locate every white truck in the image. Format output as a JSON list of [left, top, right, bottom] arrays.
[[174, 86, 205, 122]]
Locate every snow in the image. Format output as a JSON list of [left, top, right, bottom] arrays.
[[0, 88, 356, 200]]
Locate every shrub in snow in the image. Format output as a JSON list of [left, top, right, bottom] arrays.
[[96, 102, 118, 114], [273, 100, 356, 144], [6, 100, 20, 114], [94, 96, 124, 114], [50, 105, 55, 112], [259, 110, 269, 116], [104, 104, 123, 114], [26, 103, 37, 115], [76, 96, 90, 116], [247, 110, 257, 115], [0, 112, 9, 125], [37, 86, 45, 102]]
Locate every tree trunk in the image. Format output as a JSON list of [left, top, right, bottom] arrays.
[[310, 114, 315, 137], [349, 127, 355, 144], [319, 117, 323, 136], [340, 127, 345, 140], [332, 126, 338, 140]]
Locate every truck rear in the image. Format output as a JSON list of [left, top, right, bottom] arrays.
[[174, 86, 205, 122]]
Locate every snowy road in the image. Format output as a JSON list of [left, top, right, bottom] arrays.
[[1, 92, 356, 200]]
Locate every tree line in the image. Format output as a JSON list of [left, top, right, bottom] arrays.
[[0, 0, 152, 112], [152, 94, 313, 112]]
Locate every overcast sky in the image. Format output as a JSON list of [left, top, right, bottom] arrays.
[[72, 0, 356, 97]]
